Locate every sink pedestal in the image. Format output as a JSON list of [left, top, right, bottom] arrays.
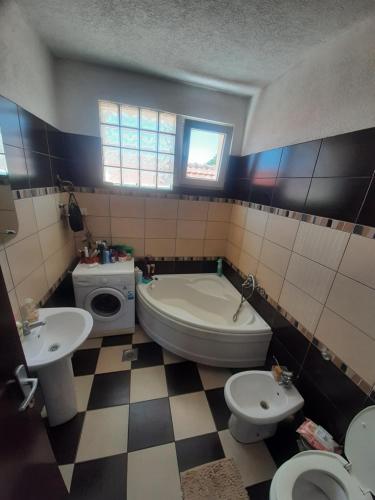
[[38, 356, 77, 427]]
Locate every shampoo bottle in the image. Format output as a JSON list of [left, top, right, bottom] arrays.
[[216, 258, 223, 277]]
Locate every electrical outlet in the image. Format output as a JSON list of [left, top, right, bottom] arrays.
[[80, 207, 88, 215]]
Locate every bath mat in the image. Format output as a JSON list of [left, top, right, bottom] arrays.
[[180, 457, 249, 500]]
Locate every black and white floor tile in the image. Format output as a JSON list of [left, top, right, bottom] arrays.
[[44, 326, 285, 499]]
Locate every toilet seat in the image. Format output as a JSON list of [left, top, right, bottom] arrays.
[[271, 451, 366, 500]]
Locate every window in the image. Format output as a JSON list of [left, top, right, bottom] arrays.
[[181, 119, 233, 189], [99, 101, 176, 190], [0, 129, 8, 176]]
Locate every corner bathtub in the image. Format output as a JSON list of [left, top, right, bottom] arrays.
[[136, 274, 272, 367]]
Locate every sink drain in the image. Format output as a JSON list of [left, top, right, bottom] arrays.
[[48, 343, 60, 352], [260, 400, 269, 410]]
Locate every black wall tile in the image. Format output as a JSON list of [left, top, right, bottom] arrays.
[[249, 178, 276, 205], [265, 337, 302, 375], [357, 177, 375, 227], [4, 144, 29, 190], [273, 320, 310, 366], [272, 177, 311, 212], [250, 148, 283, 179], [232, 178, 250, 201], [19, 108, 49, 154], [0, 96, 23, 148], [24, 151, 53, 188], [314, 128, 375, 178], [46, 124, 67, 158], [278, 140, 321, 178], [305, 177, 371, 222]]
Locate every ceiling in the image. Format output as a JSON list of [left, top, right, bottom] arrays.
[[16, 0, 375, 95]]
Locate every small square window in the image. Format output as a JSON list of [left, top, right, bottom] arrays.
[[122, 168, 139, 187], [103, 146, 121, 167], [104, 166, 121, 184], [140, 130, 157, 151], [120, 105, 139, 128], [140, 170, 156, 188]]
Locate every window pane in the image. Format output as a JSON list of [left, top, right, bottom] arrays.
[[103, 146, 120, 167], [140, 170, 156, 188], [122, 168, 139, 187], [140, 151, 157, 171], [140, 109, 158, 131], [120, 128, 139, 149], [140, 131, 157, 151], [101, 125, 120, 146], [158, 133, 175, 154], [121, 148, 139, 169], [157, 172, 173, 190], [99, 101, 119, 125], [0, 153, 8, 175], [186, 128, 225, 181], [158, 153, 174, 172], [104, 166, 121, 184], [120, 105, 139, 128], [159, 113, 176, 134]]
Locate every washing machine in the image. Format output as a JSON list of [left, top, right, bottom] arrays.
[[72, 261, 135, 338]]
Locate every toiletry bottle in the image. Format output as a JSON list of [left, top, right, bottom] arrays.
[[216, 258, 223, 277]]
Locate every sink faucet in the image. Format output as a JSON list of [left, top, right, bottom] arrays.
[[23, 320, 46, 336], [279, 368, 294, 388]]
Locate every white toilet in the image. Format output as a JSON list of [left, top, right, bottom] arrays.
[[270, 405, 375, 500], [224, 370, 304, 443]]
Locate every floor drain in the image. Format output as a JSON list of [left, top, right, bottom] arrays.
[[123, 348, 138, 362], [260, 400, 269, 410], [48, 343, 60, 352]]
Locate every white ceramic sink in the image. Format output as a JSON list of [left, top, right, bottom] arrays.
[[22, 307, 93, 370]]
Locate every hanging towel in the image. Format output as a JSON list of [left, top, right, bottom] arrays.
[[68, 193, 84, 232]]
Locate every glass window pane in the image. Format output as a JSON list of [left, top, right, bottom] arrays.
[[104, 166, 121, 184], [99, 101, 119, 125], [120, 105, 139, 128], [120, 128, 139, 149], [140, 151, 157, 171], [140, 170, 156, 188], [157, 172, 173, 190], [186, 128, 225, 181], [101, 125, 120, 146], [121, 148, 139, 169], [158, 153, 174, 172], [140, 109, 158, 131], [140, 131, 157, 151], [0, 130, 4, 154], [159, 113, 176, 134], [158, 133, 175, 154], [122, 168, 139, 187], [103, 146, 120, 167], [0, 153, 8, 175]]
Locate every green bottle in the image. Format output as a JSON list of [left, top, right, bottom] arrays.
[[216, 258, 223, 277]]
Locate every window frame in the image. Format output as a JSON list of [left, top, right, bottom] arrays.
[[179, 119, 233, 190]]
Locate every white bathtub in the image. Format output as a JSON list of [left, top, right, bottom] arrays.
[[136, 273, 272, 367]]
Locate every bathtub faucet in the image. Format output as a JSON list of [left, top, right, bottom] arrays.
[[233, 273, 256, 322]]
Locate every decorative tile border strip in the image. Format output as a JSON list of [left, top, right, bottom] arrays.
[[223, 257, 373, 396], [12, 186, 59, 200]]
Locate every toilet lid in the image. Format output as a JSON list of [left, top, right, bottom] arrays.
[[345, 405, 375, 493]]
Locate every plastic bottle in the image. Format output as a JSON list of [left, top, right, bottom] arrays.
[[216, 258, 223, 277]]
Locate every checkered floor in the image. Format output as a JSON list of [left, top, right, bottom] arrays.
[[44, 326, 277, 500]]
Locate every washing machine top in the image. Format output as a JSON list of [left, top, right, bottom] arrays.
[[73, 260, 134, 277], [344, 405, 375, 494]]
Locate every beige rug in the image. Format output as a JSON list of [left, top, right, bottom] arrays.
[[180, 458, 249, 500]]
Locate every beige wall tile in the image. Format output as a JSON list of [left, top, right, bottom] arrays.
[[145, 219, 177, 239], [228, 224, 244, 248], [315, 308, 375, 385], [207, 202, 232, 222], [109, 195, 145, 218], [203, 239, 226, 257], [5, 198, 37, 247], [44, 247, 66, 288], [256, 263, 283, 302], [16, 264, 49, 306], [265, 214, 299, 250], [238, 250, 258, 276], [112, 237, 145, 256], [85, 216, 111, 237], [279, 281, 323, 333], [177, 220, 206, 240], [6, 234, 43, 286], [230, 204, 247, 228], [32, 194, 59, 230], [175, 239, 204, 257], [260, 239, 290, 277], [75, 192, 110, 216], [145, 198, 178, 219], [226, 242, 240, 267], [145, 238, 175, 257], [339, 234, 375, 289], [0, 249, 13, 291], [39, 222, 65, 260], [178, 200, 208, 220], [205, 221, 229, 240], [293, 222, 349, 270], [8, 289, 21, 321], [242, 230, 263, 260], [326, 273, 375, 339], [286, 253, 335, 303], [111, 217, 144, 238], [245, 208, 268, 236]]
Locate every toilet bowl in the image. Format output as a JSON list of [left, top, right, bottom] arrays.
[[270, 405, 375, 500], [224, 370, 304, 443]]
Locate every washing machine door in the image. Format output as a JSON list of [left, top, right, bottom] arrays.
[[85, 287, 126, 322]]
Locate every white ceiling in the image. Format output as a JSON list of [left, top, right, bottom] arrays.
[[16, 0, 375, 95]]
